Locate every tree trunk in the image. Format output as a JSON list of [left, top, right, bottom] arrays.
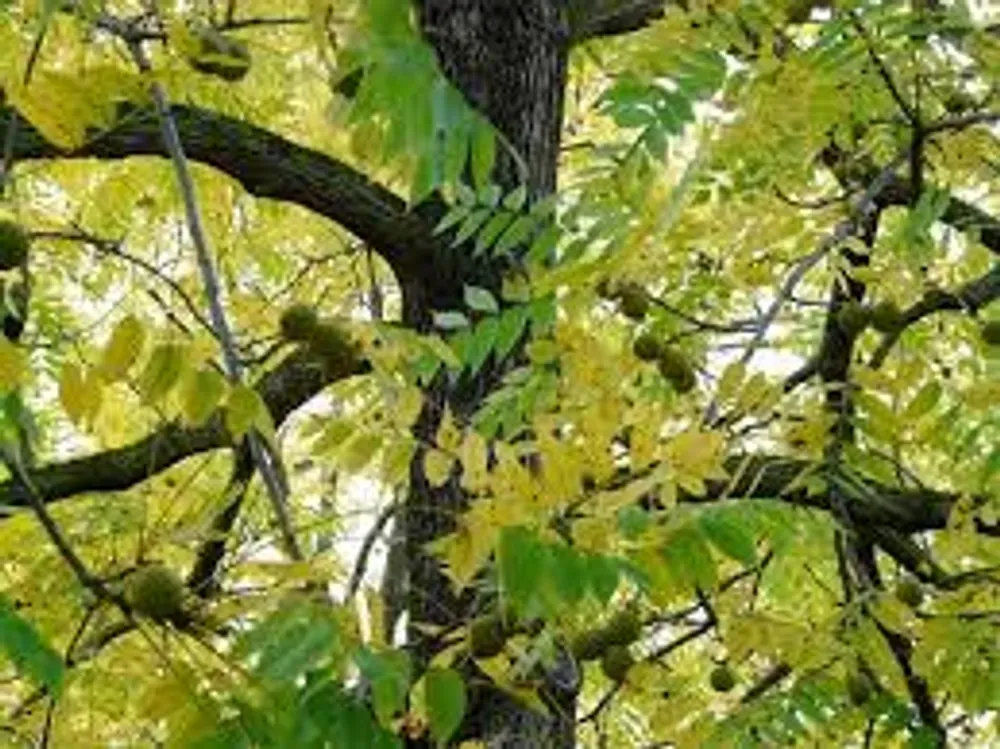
[[401, 3, 573, 747]]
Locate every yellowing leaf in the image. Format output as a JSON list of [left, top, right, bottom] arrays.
[[181, 367, 227, 426], [58, 362, 101, 426], [0, 338, 28, 391], [424, 449, 455, 487], [717, 360, 746, 402], [98, 315, 146, 382], [139, 343, 187, 405], [224, 384, 265, 440]]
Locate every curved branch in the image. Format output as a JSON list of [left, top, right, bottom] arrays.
[[569, 0, 667, 43], [0, 100, 440, 284]]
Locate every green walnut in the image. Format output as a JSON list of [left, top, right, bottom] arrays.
[[469, 615, 507, 658], [603, 608, 642, 647], [980, 321, 1000, 347], [632, 333, 663, 362], [837, 301, 870, 337], [709, 664, 737, 693], [870, 300, 904, 334], [308, 322, 362, 378], [595, 276, 618, 300], [279, 304, 319, 342], [846, 670, 873, 706], [571, 629, 608, 662], [187, 28, 251, 82], [600, 645, 634, 683], [894, 577, 924, 608], [0, 221, 29, 271], [124, 564, 186, 624], [657, 347, 696, 394], [617, 283, 649, 321]]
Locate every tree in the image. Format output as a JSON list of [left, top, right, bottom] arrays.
[[0, 0, 998, 746]]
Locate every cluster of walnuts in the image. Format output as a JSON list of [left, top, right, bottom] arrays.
[[571, 606, 642, 682], [595, 278, 698, 394]]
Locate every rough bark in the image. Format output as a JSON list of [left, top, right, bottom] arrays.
[[403, 3, 574, 746]]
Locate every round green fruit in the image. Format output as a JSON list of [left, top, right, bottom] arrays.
[[279, 304, 319, 342], [188, 28, 251, 82], [870, 301, 904, 334], [980, 321, 1000, 347], [600, 645, 634, 683], [657, 347, 696, 394], [837, 301, 870, 337], [846, 670, 873, 706], [571, 629, 608, 662], [469, 615, 507, 658], [709, 665, 736, 693], [124, 564, 186, 623], [0, 221, 29, 271], [308, 323, 361, 377], [632, 333, 663, 362], [603, 608, 642, 647], [895, 577, 924, 608], [595, 277, 618, 300], [617, 283, 649, 321]]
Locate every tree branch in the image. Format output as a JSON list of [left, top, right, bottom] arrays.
[[569, 0, 667, 43], [0, 348, 365, 512], [0, 100, 440, 285]]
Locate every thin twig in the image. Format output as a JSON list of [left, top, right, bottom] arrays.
[[127, 38, 302, 560]]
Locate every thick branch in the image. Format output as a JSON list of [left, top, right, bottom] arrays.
[[0, 101, 439, 284], [569, 0, 667, 43]]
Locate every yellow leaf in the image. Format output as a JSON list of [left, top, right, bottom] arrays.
[[337, 432, 383, 474], [98, 315, 146, 382], [0, 336, 26, 391], [382, 439, 416, 485], [59, 362, 100, 426], [424, 448, 455, 487], [139, 343, 187, 404], [717, 360, 746, 403]]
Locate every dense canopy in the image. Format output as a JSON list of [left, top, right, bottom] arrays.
[[0, 1, 998, 747]]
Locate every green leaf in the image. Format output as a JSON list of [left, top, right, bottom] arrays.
[[464, 317, 499, 376], [236, 600, 339, 683], [433, 204, 471, 235], [451, 207, 492, 247], [354, 648, 411, 728], [0, 595, 64, 697], [494, 214, 538, 256], [470, 122, 496, 189], [424, 668, 467, 746], [498, 526, 547, 609], [661, 525, 717, 592], [474, 210, 516, 255], [463, 285, 500, 314], [502, 185, 528, 212], [494, 305, 528, 360], [699, 510, 758, 565]]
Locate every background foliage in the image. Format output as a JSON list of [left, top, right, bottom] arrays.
[[0, 0, 998, 747]]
